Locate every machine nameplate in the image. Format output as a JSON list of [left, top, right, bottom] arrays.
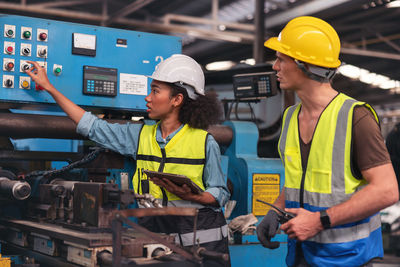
[[252, 173, 280, 216]]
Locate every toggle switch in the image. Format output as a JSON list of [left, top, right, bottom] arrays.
[[22, 64, 30, 72], [22, 47, 30, 56], [4, 79, 13, 88], [37, 45, 47, 58], [38, 48, 46, 57]]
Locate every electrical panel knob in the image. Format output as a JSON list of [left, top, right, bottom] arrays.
[[22, 64, 30, 72], [5, 62, 14, 71], [4, 79, 13, 88], [38, 48, 47, 57], [22, 47, 31, 56]]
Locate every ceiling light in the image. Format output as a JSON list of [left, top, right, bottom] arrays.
[[240, 58, 256, 65], [205, 61, 236, 71], [338, 63, 400, 90], [387, 0, 400, 7]]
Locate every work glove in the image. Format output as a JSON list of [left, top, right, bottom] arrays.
[[256, 209, 280, 249]]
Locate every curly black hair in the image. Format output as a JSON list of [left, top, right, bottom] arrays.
[[169, 83, 222, 130]]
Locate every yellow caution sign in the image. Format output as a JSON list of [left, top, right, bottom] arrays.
[[252, 173, 280, 216]]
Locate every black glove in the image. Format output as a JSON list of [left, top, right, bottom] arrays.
[[256, 209, 280, 249]]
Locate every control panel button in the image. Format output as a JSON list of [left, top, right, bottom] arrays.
[[37, 29, 48, 42], [39, 32, 47, 41], [4, 25, 16, 38], [23, 30, 31, 39], [6, 29, 14, 37], [6, 46, 13, 54], [21, 80, 30, 89], [5, 62, 14, 71], [21, 27, 32, 40], [54, 67, 62, 75]]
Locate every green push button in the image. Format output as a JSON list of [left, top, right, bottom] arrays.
[[54, 67, 62, 74], [23, 31, 31, 39], [7, 29, 14, 37]]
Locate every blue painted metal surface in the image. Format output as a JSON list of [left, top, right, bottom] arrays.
[[223, 121, 287, 266], [230, 243, 287, 267], [0, 14, 181, 112]]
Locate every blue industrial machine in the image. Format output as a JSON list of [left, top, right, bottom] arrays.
[[0, 14, 287, 267]]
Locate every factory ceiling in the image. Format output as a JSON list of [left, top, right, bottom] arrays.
[[1, 0, 400, 109]]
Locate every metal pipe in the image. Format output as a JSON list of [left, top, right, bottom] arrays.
[[0, 177, 31, 200], [253, 0, 265, 63], [0, 113, 233, 145]]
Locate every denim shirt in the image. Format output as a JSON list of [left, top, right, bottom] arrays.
[[76, 112, 230, 210]]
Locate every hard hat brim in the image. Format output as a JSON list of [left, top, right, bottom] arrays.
[[264, 37, 341, 69]]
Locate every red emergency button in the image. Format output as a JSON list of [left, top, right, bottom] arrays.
[[39, 32, 47, 41], [5, 62, 14, 71], [6, 46, 13, 54]]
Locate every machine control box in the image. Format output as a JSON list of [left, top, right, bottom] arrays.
[[83, 66, 117, 97], [233, 72, 278, 100], [0, 14, 181, 112]]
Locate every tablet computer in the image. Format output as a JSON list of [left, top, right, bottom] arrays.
[[143, 170, 204, 194]]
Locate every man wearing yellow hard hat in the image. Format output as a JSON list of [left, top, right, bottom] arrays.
[[256, 16, 399, 266]]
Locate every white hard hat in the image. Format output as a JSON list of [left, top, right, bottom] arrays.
[[148, 54, 205, 99]]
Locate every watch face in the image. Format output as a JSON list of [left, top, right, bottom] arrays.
[[320, 210, 331, 229]]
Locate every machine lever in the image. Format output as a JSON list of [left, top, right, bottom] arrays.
[[256, 199, 295, 224]]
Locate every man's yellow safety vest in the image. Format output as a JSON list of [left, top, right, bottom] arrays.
[[278, 93, 383, 267]]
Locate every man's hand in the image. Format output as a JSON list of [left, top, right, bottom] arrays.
[[150, 177, 193, 200], [280, 208, 323, 241]]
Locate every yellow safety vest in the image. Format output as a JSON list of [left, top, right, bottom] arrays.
[[132, 123, 208, 202], [278, 93, 383, 267]]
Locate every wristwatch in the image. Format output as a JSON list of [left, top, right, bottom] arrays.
[[320, 210, 331, 229]]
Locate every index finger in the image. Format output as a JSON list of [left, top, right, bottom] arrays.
[[26, 60, 41, 69]]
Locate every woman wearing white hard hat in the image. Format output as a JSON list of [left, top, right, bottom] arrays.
[[26, 54, 230, 267]]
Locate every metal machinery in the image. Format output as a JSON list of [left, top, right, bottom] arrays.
[[0, 14, 287, 267]]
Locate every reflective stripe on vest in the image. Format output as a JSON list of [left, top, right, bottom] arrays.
[[138, 199, 206, 209], [173, 224, 228, 246], [279, 93, 383, 266], [133, 123, 208, 202], [279, 93, 381, 239]]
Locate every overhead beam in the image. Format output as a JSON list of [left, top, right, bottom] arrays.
[[374, 32, 400, 52], [163, 14, 254, 31], [28, 0, 101, 9], [341, 47, 400, 61], [264, 0, 354, 29], [104, 0, 155, 25]]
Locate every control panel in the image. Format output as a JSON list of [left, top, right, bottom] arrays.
[[233, 72, 278, 100], [83, 66, 117, 96], [0, 14, 181, 112]]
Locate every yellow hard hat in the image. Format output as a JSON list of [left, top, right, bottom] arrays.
[[264, 16, 341, 68]]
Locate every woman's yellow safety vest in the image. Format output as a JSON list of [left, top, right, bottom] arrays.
[[132, 123, 208, 205], [278, 93, 383, 267]]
